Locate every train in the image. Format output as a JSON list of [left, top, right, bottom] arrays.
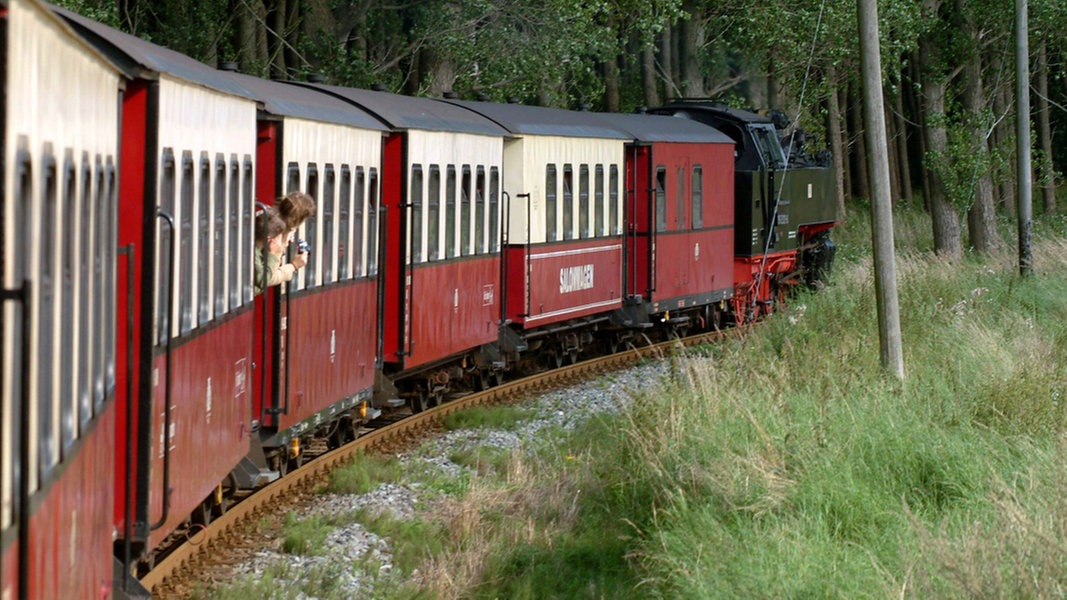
[[0, 0, 838, 598]]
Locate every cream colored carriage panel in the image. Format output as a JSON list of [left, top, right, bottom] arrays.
[[504, 135, 624, 245], [156, 78, 256, 337], [4, 0, 121, 504], [405, 131, 503, 263], [283, 118, 383, 288]]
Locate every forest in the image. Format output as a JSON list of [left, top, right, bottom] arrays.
[[58, 0, 1067, 255]]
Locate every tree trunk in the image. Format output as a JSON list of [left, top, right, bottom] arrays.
[[848, 84, 870, 200], [993, 71, 1016, 215], [267, 0, 289, 78], [919, 2, 962, 258], [1036, 40, 1056, 214], [231, 0, 258, 73], [642, 43, 660, 108], [825, 67, 847, 217], [959, 3, 999, 253], [893, 77, 914, 204], [680, 1, 703, 96], [910, 51, 931, 211], [886, 102, 901, 203], [603, 55, 621, 111], [660, 22, 676, 99], [838, 84, 852, 205]]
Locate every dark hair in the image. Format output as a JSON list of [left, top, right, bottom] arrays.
[[277, 191, 316, 230], [255, 207, 287, 243]]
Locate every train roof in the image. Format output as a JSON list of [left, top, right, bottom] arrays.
[[51, 5, 255, 99], [595, 112, 734, 145], [442, 100, 631, 140], [292, 84, 510, 138], [215, 72, 389, 131], [652, 101, 774, 126]]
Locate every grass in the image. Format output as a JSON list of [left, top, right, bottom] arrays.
[[441, 404, 535, 431]]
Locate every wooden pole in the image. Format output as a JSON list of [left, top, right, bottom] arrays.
[[1016, 0, 1033, 276], [858, 0, 905, 379]]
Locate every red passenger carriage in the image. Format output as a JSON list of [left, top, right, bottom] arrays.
[[222, 72, 389, 469], [2, 2, 123, 597], [305, 86, 509, 409], [608, 113, 736, 335], [446, 101, 630, 366], [57, 7, 261, 575]]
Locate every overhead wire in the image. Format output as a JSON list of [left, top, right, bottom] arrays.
[[751, 0, 828, 317]]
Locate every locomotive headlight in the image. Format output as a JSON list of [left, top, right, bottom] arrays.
[[289, 437, 301, 459]]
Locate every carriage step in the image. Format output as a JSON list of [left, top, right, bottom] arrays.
[[384, 397, 406, 408]]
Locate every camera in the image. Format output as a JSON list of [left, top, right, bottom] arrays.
[[297, 238, 310, 254]]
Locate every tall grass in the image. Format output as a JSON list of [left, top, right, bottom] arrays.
[[415, 205, 1067, 598]]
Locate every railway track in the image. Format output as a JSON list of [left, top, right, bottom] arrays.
[[137, 326, 744, 597]]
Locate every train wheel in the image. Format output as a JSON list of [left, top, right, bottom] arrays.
[[192, 497, 213, 527], [412, 392, 430, 413], [288, 450, 304, 473], [215, 475, 235, 518], [271, 452, 289, 478], [568, 350, 579, 365]]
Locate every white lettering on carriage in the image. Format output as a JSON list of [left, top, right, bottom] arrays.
[[559, 264, 595, 294]]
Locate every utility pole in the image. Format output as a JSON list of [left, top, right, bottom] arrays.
[[1016, 0, 1033, 276], [858, 0, 905, 379]]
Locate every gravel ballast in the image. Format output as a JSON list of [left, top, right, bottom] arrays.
[[224, 359, 673, 596]]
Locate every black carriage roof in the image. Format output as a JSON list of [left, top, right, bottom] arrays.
[[216, 73, 388, 131], [442, 100, 631, 140], [51, 4, 254, 99], [293, 84, 509, 137], [595, 112, 734, 145], [652, 100, 773, 126]]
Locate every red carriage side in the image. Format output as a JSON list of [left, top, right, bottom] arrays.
[[3, 1, 122, 597]]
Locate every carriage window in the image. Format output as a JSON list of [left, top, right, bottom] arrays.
[[242, 157, 254, 303], [94, 159, 109, 404], [339, 166, 351, 280], [78, 155, 92, 425], [103, 160, 117, 397], [303, 163, 319, 288], [180, 152, 195, 333], [610, 165, 620, 234], [286, 162, 301, 194], [545, 165, 557, 242], [13, 147, 31, 489], [489, 167, 500, 252], [692, 165, 703, 229], [428, 165, 440, 260], [676, 167, 685, 230], [595, 165, 605, 236], [410, 165, 423, 263], [159, 150, 176, 343], [214, 155, 227, 316], [461, 166, 472, 256], [61, 155, 76, 451], [354, 167, 365, 275], [446, 166, 457, 258], [579, 165, 590, 238], [323, 164, 335, 284], [655, 166, 667, 233], [228, 156, 240, 308], [368, 168, 379, 274], [39, 150, 58, 479], [475, 167, 486, 254], [197, 154, 211, 325], [563, 165, 574, 240]]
